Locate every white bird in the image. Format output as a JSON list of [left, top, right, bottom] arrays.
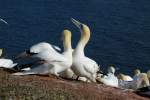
[[0, 49, 17, 68], [118, 73, 133, 81], [71, 18, 99, 82], [97, 66, 118, 87], [13, 30, 72, 76], [147, 70, 150, 77], [0, 58, 18, 68], [133, 69, 141, 81], [118, 72, 150, 90]]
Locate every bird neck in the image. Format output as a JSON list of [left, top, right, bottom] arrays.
[[63, 37, 72, 51], [75, 31, 90, 56]]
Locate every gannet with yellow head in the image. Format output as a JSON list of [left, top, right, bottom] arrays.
[[13, 30, 73, 76], [118, 70, 149, 90], [71, 18, 99, 82], [118, 73, 133, 81], [133, 69, 141, 81]]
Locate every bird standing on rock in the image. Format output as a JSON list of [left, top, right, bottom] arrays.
[[71, 18, 100, 82]]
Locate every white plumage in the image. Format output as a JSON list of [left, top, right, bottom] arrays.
[[13, 30, 72, 76], [0, 58, 17, 68], [71, 18, 99, 82], [118, 73, 133, 81], [0, 49, 17, 68], [118, 73, 150, 90], [97, 66, 118, 87]]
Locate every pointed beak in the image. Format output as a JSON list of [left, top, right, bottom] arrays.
[[15, 51, 29, 60], [71, 18, 82, 29]]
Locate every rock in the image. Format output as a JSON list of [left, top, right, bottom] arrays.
[[0, 69, 149, 100]]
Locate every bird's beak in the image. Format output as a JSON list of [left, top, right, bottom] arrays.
[[15, 51, 30, 60], [71, 18, 82, 29]]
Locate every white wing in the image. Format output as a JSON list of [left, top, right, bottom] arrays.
[[125, 75, 133, 81], [82, 57, 99, 74], [30, 42, 67, 62], [99, 73, 118, 87], [0, 58, 17, 68]]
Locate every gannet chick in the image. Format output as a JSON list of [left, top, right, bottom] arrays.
[[13, 30, 72, 76], [71, 18, 99, 82], [118, 73, 133, 81], [97, 66, 118, 87]]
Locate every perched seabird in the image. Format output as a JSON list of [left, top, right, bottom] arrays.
[[118, 73, 150, 90], [0, 58, 17, 69], [133, 69, 141, 80], [71, 18, 99, 82], [13, 30, 72, 76], [0, 49, 17, 68], [118, 73, 133, 81], [133, 69, 150, 89], [97, 66, 118, 87]]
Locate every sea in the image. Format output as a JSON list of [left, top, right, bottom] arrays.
[[0, 0, 150, 75]]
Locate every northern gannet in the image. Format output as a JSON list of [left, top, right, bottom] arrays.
[[132, 69, 150, 89], [13, 30, 72, 76], [71, 18, 99, 82], [97, 66, 118, 87], [118, 73, 150, 90], [133, 69, 141, 80], [118, 73, 133, 81], [0, 49, 17, 68]]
